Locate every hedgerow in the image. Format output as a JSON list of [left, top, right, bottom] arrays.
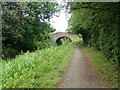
[[67, 2, 120, 63]]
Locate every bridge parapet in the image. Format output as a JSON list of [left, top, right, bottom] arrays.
[[50, 32, 79, 43]]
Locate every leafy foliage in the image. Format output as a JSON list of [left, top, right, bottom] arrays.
[[71, 38, 83, 45], [56, 37, 72, 45], [1, 44, 73, 88], [2, 2, 58, 58], [67, 2, 120, 63]]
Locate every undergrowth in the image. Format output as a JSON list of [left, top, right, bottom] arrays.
[[0, 44, 73, 88], [82, 46, 119, 88]]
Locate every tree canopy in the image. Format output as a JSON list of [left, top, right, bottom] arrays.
[[66, 2, 120, 63], [2, 2, 58, 58]]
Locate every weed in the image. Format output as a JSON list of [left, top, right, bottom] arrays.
[[1, 44, 73, 88], [82, 46, 119, 88]]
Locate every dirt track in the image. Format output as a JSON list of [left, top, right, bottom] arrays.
[[57, 45, 107, 88]]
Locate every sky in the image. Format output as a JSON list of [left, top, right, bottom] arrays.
[[50, 10, 69, 32], [50, 0, 70, 32]]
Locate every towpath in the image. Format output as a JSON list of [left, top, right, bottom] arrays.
[[57, 45, 107, 88]]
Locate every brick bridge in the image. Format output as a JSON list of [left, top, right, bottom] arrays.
[[50, 32, 79, 45]]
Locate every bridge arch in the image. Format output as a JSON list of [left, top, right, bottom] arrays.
[[56, 36, 72, 45], [50, 32, 79, 45]]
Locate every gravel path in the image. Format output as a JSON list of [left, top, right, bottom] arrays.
[[57, 45, 104, 88]]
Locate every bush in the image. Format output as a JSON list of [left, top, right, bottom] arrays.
[[35, 39, 56, 49], [71, 38, 83, 45], [2, 47, 18, 58], [67, 2, 120, 63]]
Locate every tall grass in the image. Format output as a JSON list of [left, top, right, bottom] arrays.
[[1, 44, 73, 88], [82, 46, 118, 88]]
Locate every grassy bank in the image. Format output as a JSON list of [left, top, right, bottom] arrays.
[[82, 46, 118, 88], [1, 44, 73, 88]]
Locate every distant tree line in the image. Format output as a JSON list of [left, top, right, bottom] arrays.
[[66, 2, 120, 63], [2, 2, 58, 58]]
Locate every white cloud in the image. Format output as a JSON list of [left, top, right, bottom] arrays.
[[50, 10, 68, 32], [49, 0, 71, 32]]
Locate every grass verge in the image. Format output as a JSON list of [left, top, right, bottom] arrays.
[[1, 44, 73, 88], [82, 46, 118, 88]]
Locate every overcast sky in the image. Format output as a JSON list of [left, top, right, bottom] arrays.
[[50, 11, 69, 32], [50, 0, 70, 32]]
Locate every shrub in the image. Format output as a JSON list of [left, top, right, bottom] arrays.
[[71, 38, 83, 45], [2, 48, 18, 58]]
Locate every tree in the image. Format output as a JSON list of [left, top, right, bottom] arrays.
[[2, 2, 58, 58], [66, 2, 120, 62]]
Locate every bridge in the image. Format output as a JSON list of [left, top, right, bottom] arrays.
[[50, 32, 79, 45]]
